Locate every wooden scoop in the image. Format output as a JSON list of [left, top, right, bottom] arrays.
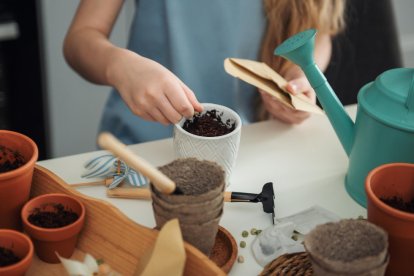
[[97, 132, 179, 194]]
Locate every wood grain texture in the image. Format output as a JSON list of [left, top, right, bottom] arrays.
[[27, 165, 225, 275]]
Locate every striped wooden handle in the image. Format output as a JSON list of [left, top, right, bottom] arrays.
[[97, 132, 176, 194]]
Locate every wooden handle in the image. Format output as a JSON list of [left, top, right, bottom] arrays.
[[106, 187, 231, 202], [97, 132, 176, 194], [71, 178, 113, 188], [224, 191, 232, 202], [106, 188, 152, 199]]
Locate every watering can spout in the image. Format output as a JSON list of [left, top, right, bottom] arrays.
[[275, 29, 355, 156]]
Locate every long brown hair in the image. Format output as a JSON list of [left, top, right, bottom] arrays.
[[256, 0, 345, 120], [261, 0, 346, 74]]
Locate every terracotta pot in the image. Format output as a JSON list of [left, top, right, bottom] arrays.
[[0, 229, 34, 276], [21, 193, 85, 263], [366, 163, 414, 276], [0, 130, 38, 230]]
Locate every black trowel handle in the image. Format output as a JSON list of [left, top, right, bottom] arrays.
[[224, 192, 260, 202]]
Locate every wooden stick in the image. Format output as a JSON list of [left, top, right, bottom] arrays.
[[70, 178, 113, 188], [97, 132, 176, 194], [107, 187, 231, 202], [107, 188, 151, 200]]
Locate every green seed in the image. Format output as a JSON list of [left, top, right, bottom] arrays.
[[240, 241, 246, 248], [291, 234, 298, 241], [237, 255, 245, 263], [250, 228, 257, 235], [256, 229, 262, 235], [241, 230, 249, 238], [96, 258, 105, 265]]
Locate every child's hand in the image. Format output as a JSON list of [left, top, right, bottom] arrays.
[[259, 73, 316, 124], [107, 49, 203, 125]]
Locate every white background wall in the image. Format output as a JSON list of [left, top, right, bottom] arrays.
[[39, 0, 134, 158], [39, 0, 414, 159], [392, 0, 414, 67]]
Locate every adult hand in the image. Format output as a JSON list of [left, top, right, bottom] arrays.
[[107, 49, 203, 125], [259, 70, 316, 124]]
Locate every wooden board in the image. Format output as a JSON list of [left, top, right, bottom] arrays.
[[27, 165, 225, 275]]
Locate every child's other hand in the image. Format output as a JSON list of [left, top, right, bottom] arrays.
[[259, 75, 316, 124], [107, 49, 203, 125]]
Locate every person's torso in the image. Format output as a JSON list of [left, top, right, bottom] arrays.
[[100, 0, 265, 144]]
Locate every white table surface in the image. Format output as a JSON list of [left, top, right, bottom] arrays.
[[38, 104, 366, 276]]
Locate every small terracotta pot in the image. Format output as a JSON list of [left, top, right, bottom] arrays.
[[366, 163, 414, 276], [21, 193, 85, 263], [0, 130, 38, 230], [0, 229, 34, 276]]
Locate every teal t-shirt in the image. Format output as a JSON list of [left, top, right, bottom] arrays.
[[100, 0, 266, 144]]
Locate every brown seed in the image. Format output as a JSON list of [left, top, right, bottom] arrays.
[[237, 255, 245, 263]]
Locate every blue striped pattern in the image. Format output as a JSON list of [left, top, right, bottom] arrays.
[[82, 154, 148, 189]]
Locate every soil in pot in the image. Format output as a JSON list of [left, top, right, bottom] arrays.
[[380, 196, 414, 213], [156, 158, 224, 196], [0, 145, 26, 173], [182, 109, 235, 137], [0, 246, 21, 267], [28, 203, 79, 228]]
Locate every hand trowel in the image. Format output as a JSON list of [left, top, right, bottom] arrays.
[[107, 182, 276, 224]]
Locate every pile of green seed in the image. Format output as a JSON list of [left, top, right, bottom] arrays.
[[237, 228, 263, 264]]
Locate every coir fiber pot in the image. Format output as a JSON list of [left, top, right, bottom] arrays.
[[304, 219, 388, 276], [153, 208, 223, 256], [0, 229, 33, 276], [151, 158, 225, 256], [152, 198, 223, 224], [366, 163, 414, 276], [0, 130, 38, 230], [21, 193, 85, 263], [151, 188, 224, 216]]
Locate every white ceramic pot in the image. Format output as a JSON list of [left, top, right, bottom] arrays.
[[173, 103, 241, 185]]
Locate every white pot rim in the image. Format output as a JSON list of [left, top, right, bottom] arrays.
[[174, 103, 242, 140]]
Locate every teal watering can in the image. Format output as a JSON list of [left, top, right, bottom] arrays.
[[275, 29, 414, 207]]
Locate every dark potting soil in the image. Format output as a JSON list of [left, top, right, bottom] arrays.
[[28, 203, 79, 228], [0, 246, 21, 267], [0, 145, 26, 173], [182, 109, 235, 137], [380, 196, 414, 213]]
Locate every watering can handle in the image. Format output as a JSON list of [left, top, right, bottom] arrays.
[[406, 72, 414, 111]]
